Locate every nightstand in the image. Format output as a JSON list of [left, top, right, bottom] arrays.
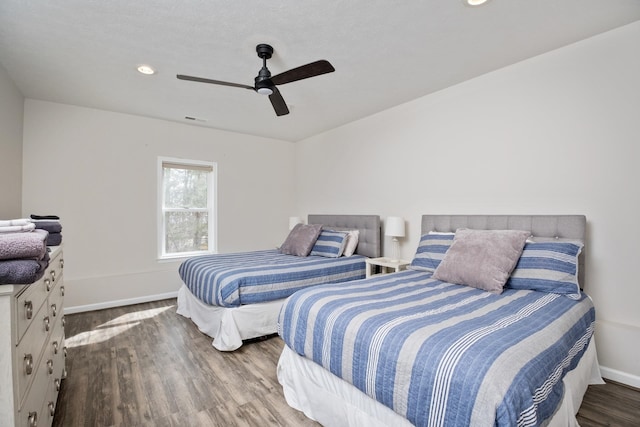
[[365, 257, 411, 278]]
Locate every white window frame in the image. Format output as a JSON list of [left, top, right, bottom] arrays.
[[157, 156, 217, 260]]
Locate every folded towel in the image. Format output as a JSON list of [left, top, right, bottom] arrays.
[[0, 257, 48, 284], [30, 214, 60, 220], [33, 220, 62, 234], [0, 222, 36, 233], [0, 218, 31, 227], [0, 229, 48, 260], [46, 233, 62, 247]]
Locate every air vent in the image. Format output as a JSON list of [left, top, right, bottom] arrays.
[[184, 116, 208, 123]]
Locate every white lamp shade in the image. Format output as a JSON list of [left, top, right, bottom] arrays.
[[289, 216, 303, 230], [385, 216, 405, 237]]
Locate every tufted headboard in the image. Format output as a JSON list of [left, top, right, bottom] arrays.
[[420, 215, 587, 286], [308, 214, 381, 258]]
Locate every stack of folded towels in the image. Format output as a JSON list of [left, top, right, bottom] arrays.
[[0, 219, 50, 284], [30, 214, 63, 246]]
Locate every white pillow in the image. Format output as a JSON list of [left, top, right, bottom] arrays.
[[341, 230, 360, 257]]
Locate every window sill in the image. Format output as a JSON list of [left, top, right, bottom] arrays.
[[157, 251, 215, 263]]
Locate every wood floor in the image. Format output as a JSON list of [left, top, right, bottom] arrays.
[[53, 299, 640, 427]]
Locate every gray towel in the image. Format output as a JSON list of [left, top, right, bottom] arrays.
[[0, 257, 48, 284], [0, 229, 48, 260], [47, 232, 62, 246], [33, 220, 62, 233]]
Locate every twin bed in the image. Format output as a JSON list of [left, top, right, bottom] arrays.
[[276, 215, 603, 427], [176, 214, 381, 351]]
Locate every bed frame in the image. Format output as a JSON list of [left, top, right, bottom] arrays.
[[277, 214, 601, 427], [177, 214, 381, 351]]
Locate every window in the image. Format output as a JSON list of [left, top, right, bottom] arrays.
[[158, 157, 216, 259]]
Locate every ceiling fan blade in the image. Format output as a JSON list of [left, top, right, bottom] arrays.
[[177, 74, 254, 90], [271, 60, 335, 86], [269, 87, 289, 116]]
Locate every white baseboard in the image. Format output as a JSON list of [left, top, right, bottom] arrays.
[[65, 291, 179, 314], [599, 365, 640, 389]]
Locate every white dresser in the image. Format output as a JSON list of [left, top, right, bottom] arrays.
[[0, 246, 66, 427]]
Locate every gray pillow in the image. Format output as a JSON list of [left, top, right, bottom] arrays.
[[432, 229, 530, 294], [278, 223, 323, 256]]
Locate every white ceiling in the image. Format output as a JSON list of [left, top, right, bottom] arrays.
[[1, 1, 639, 142]]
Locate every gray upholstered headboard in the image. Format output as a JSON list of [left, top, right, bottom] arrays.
[[308, 214, 381, 258], [420, 215, 587, 286]]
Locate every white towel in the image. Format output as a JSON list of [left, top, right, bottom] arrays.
[[0, 223, 36, 233], [0, 218, 31, 227]]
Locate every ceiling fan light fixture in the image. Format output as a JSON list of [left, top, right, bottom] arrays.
[[257, 87, 273, 95]]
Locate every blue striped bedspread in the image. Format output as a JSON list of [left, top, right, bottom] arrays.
[[178, 249, 366, 307], [278, 269, 595, 427]]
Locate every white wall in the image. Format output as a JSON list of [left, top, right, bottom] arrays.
[[0, 63, 24, 219], [22, 100, 295, 310], [295, 22, 640, 386]]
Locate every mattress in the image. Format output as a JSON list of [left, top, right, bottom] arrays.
[[278, 269, 596, 427], [178, 249, 366, 307]]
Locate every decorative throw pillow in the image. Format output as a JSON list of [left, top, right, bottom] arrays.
[[409, 232, 455, 272], [433, 229, 530, 294], [310, 230, 349, 258], [506, 240, 583, 299], [278, 223, 323, 256]]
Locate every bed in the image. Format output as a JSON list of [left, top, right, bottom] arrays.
[[277, 214, 604, 427], [176, 214, 381, 351]]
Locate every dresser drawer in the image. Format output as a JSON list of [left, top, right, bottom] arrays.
[[15, 301, 52, 405], [15, 278, 48, 343], [17, 346, 52, 427], [42, 323, 65, 427], [48, 314, 66, 378], [48, 273, 64, 327], [39, 382, 58, 427], [46, 252, 64, 292]]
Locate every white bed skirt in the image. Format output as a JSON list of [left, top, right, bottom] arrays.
[[176, 284, 285, 351], [277, 337, 604, 427]]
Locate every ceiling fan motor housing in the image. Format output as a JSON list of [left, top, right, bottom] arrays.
[[255, 44, 275, 93], [256, 44, 274, 59]]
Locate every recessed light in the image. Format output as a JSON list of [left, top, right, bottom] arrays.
[[137, 65, 156, 75], [466, 0, 489, 6]]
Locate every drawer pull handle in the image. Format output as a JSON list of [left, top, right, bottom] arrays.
[[50, 270, 56, 282], [53, 341, 59, 354], [63, 346, 68, 358], [44, 316, 50, 331], [24, 354, 34, 375], [45, 278, 52, 292], [28, 411, 38, 427], [47, 359, 54, 375], [55, 378, 61, 391], [60, 285, 65, 296], [25, 300, 33, 319], [61, 316, 66, 327], [60, 258, 64, 269], [48, 401, 55, 416], [51, 303, 57, 317]]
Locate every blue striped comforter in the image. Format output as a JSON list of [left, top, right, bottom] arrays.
[[178, 250, 366, 307], [278, 270, 595, 427]]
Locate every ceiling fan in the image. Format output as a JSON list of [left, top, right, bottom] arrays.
[[177, 44, 335, 116]]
